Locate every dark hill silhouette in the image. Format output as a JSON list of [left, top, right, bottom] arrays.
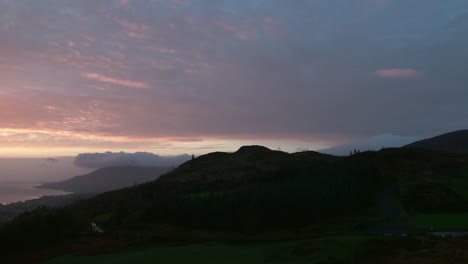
[[404, 130, 468, 153], [235, 145, 271, 153], [4, 146, 468, 263], [155, 146, 340, 188], [292, 150, 339, 161], [36, 166, 173, 194]]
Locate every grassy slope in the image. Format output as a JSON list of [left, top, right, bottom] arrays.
[[409, 169, 468, 230], [41, 236, 371, 264], [412, 212, 468, 229]]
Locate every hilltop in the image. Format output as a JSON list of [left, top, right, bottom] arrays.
[[156, 146, 339, 188], [404, 130, 468, 153]]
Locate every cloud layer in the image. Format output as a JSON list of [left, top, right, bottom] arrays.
[[1, 0, 468, 156], [74, 152, 191, 168], [375, 69, 424, 79]]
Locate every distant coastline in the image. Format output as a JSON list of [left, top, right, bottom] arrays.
[[0, 190, 92, 224], [0, 182, 71, 205]]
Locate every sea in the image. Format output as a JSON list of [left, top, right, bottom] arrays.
[[0, 183, 71, 205]]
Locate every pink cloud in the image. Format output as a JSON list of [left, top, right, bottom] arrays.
[[112, 18, 153, 40], [39, 51, 128, 71], [184, 16, 194, 25], [82, 36, 96, 42], [82, 73, 148, 89], [216, 20, 238, 32], [375, 68, 424, 79], [238, 33, 249, 40], [140, 45, 177, 54], [263, 17, 276, 36], [126, 31, 146, 39], [117, 18, 152, 33], [98, 10, 153, 40], [118, 0, 129, 8], [170, 0, 192, 7], [215, 18, 253, 40]]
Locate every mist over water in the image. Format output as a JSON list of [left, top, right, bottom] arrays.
[[0, 157, 92, 183], [0, 157, 91, 204], [0, 183, 71, 205]]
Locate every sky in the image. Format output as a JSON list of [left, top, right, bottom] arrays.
[[1, 0, 468, 157]]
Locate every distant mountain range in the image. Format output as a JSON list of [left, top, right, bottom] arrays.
[[404, 130, 468, 153], [36, 130, 468, 196], [37, 166, 173, 194], [319, 134, 419, 156], [320, 130, 468, 156]]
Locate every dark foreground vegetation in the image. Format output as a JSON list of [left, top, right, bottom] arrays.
[[2, 134, 468, 263], [0, 193, 93, 223]]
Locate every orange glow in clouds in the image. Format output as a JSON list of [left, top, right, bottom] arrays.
[[81, 73, 149, 89]]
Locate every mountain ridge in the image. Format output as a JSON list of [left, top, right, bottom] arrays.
[[36, 166, 173, 194], [404, 130, 468, 153]]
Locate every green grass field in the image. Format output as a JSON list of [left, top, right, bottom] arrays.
[[413, 179, 468, 230], [447, 181, 468, 201], [410, 173, 468, 230], [40, 236, 370, 264], [413, 212, 468, 230]]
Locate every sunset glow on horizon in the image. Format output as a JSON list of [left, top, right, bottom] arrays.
[[0, 128, 330, 158], [1, 0, 467, 157]]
